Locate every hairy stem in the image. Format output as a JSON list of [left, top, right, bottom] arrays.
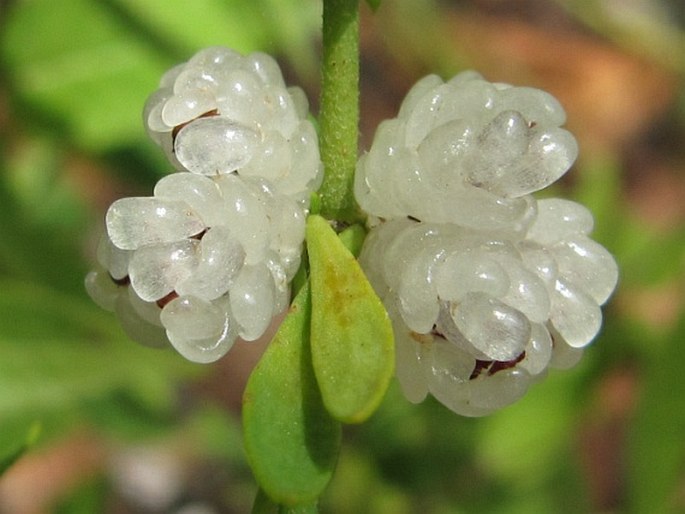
[[318, 0, 363, 223]]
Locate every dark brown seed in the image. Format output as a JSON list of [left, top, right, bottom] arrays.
[[156, 290, 179, 309]]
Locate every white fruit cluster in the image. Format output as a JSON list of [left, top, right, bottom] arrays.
[[356, 71, 618, 416], [86, 47, 322, 363], [144, 46, 321, 203]]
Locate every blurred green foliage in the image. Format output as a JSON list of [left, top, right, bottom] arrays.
[[1, 0, 320, 152], [0, 1, 684, 513]]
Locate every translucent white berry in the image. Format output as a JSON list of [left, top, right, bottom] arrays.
[[229, 263, 275, 341], [452, 292, 531, 361], [526, 198, 594, 245], [174, 118, 259, 175], [128, 240, 199, 302], [519, 323, 553, 375], [161, 90, 217, 128], [153, 173, 226, 227], [550, 236, 619, 305], [175, 226, 245, 301], [96, 235, 130, 281], [106, 197, 204, 250], [160, 295, 235, 363], [549, 278, 603, 348], [85, 268, 119, 312], [435, 251, 510, 302]]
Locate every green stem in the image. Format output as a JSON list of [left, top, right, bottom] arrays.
[[318, 0, 363, 224]]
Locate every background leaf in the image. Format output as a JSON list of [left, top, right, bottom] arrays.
[[627, 312, 685, 514], [0, 422, 40, 477], [0, 279, 197, 443], [0, 0, 320, 153]]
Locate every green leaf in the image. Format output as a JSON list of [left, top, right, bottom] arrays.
[[0, 333, 192, 422], [627, 312, 685, 514], [243, 283, 341, 506], [110, 0, 271, 56], [0, 422, 41, 477], [6, 137, 87, 233], [1, 0, 168, 151], [0, 279, 197, 434], [337, 224, 366, 258], [82, 390, 178, 441], [306, 214, 394, 423], [0, 159, 88, 295], [0, 279, 116, 342], [53, 476, 107, 514], [0, 0, 320, 152]]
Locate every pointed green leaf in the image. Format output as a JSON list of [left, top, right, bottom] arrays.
[[306, 215, 394, 423], [243, 284, 341, 506]]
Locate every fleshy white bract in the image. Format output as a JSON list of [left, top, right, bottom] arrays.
[[356, 71, 618, 416]]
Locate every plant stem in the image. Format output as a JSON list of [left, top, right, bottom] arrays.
[[318, 0, 363, 224]]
